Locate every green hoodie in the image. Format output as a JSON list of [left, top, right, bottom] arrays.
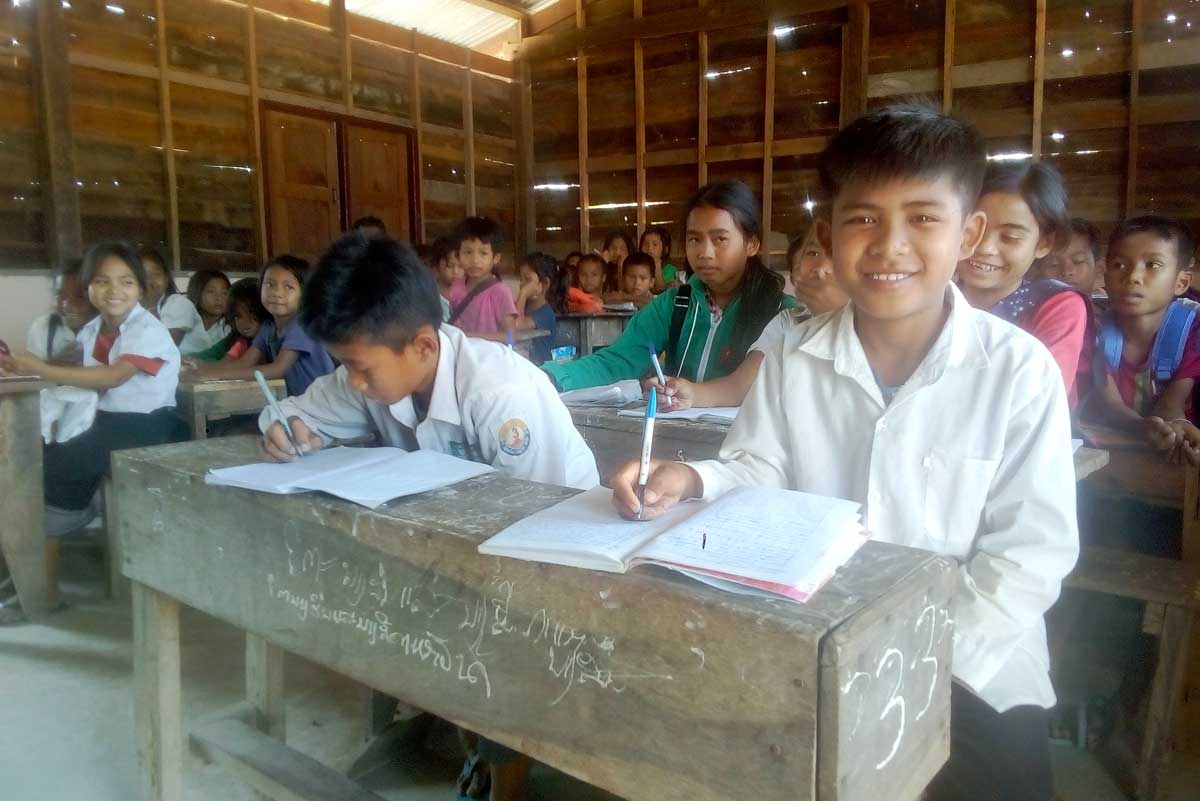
[[543, 274, 796, 391]]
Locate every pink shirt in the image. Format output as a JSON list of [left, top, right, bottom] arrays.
[[448, 279, 517, 335], [1023, 292, 1088, 408]]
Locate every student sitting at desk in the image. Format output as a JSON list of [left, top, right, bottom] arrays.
[[448, 217, 517, 342], [140, 247, 202, 347], [564, 253, 608, 313], [514, 252, 563, 364], [543, 180, 796, 391], [611, 105, 1079, 801], [186, 277, 269, 363], [602, 251, 656, 309], [1086, 215, 1200, 463], [1, 241, 182, 623], [178, 269, 232, 357]]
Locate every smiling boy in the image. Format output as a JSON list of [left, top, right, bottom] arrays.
[[610, 105, 1079, 801]]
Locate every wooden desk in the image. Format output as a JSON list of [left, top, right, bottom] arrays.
[[556, 312, 634, 356], [511, 328, 550, 361], [0, 379, 50, 621], [116, 437, 957, 801], [175, 378, 285, 440]]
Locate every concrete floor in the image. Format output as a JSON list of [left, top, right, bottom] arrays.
[[3, 547, 1198, 801]]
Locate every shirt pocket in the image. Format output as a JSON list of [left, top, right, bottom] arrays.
[[922, 450, 1001, 553]]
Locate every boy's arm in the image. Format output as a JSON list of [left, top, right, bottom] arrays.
[[649, 352, 765, 410], [952, 378, 1079, 695], [1090, 371, 1149, 431], [1150, 376, 1194, 423], [194, 348, 295, 382], [542, 291, 673, 391], [256, 367, 375, 444]]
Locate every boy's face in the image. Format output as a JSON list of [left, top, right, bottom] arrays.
[[820, 175, 985, 326], [957, 190, 1054, 296], [790, 233, 848, 315], [1044, 232, 1100, 293], [458, 238, 499, 282], [436, 252, 464, 287], [329, 328, 439, 406], [623, 265, 654, 295], [1106, 231, 1192, 319], [577, 259, 606, 294], [685, 206, 760, 295]]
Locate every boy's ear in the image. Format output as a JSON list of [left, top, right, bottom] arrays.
[[745, 235, 761, 258], [959, 210, 987, 260], [815, 219, 833, 255], [1176, 267, 1194, 297], [410, 324, 440, 360]]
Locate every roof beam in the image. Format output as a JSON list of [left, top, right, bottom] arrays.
[[459, 0, 527, 20]]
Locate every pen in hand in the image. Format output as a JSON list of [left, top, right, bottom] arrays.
[[647, 344, 672, 409], [636, 387, 657, 520], [255, 370, 306, 458]]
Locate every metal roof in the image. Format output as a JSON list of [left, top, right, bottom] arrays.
[[307, 0, 560, 51]]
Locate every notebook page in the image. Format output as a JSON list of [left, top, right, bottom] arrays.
[[205, 446, 396, 494], [617, 405, 739, 423], [478, 486, 707, 572], [632, 486, 862, 587], [301, 449, 494, 508]]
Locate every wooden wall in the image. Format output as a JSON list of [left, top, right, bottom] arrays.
[[521, 0, 1200, 265], [0, 0, 520, 272]]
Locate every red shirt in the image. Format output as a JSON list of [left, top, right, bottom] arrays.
[[1023, 292, 1089, 408], [92, 327, 164, 376]]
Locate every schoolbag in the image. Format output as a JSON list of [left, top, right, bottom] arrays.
[[1099, 297, 1200, 381], [663, 283, 693, 376]]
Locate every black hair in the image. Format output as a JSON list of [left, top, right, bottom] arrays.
[[575, 253, 611, 291], [603, 230, 635, 259], [980, 160, 1072, 250], [55, 257, 85, 294], [622, 251, 655, 276], [819, 103, 986, 214], [186, 269, 232, 313], [521, 252, 567, 313], [430, 235, 459, 268], [785, 228, 817, 271], [225, 277, 270, 332], [1108, 215, 1197, 269], [412, 242, 433, 267], [1067, 217, 1103, 260], [82, 241, 149, 293], [351, 215, 387, 234], [261, 254, 311, 286], [681, 180, 787, 365], [639, 226, 672, 260], [49, 257, 89, 352], [453, 216, 504, 253], [564, 251, 584, 264], [138, 246, 175, 295], [302, 232, 443, 349]]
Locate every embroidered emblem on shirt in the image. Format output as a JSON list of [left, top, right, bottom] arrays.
[[498, 418, 530, 456]]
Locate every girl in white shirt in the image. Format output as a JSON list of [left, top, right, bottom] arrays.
[[0, 242, 182, 622], [180, 269, 232, 356], [140, 247, 201, 346]]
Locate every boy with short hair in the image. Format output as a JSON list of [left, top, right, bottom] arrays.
[[1044, 217, 1104, 295], [259, 233, 598, 492], [1090, 215, 1200, 461], [447, 216, 517, 342], [430, 235, 462, 322], [603, 251, 656, 308], [611, 105, 1079, 801]]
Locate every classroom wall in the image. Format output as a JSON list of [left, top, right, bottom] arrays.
[[0, 0, 520, 277], [524, 0, 1200, 267]]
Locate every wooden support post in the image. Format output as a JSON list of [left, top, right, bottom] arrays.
[[246, 634, 286, 741], [1125, 0, 1143, 216], [1031, 0, 1046, 159], [32, 0, 83, 265], [1178, 455, 1200, 752], [839, 1, 869, 128], [464, 55, 477, 217], [133, 582, 183, 801], [154, 0, 181, 269], [575, 0, 589, 252], [762, 21, 776, 256], [246, 2, 268, 262], [516, 56, 536, 255], [942, 0, 955, 111], [698, 34, 708, 185], [0, 388, 49, 621], [1141, 605, 1195, 795], [412, 37, 426, 243], [634, 0, 646, 239]]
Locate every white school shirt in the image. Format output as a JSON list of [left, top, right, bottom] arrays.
[[178, 317, 231, 356], [689, 283, 1079, 713], [78, 303, 181, 413], [259, 325, 600, 490], [26, 313, 78, 360], [749, 305, 813, 354], [157, 293, 202, 334]]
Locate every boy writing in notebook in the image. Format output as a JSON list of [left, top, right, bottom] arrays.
[[611, 105, 1078, 801]]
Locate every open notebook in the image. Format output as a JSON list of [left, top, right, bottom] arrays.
[[479, 485, 867, 602], [205, 446, 494, 509], [616, 405, 739, 425]]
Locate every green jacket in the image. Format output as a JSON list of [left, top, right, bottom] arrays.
[[543, 274, 797, 391]]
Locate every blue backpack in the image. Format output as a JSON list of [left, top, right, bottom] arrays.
[[1098, 297, 1200, 380]]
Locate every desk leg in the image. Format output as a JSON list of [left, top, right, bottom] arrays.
[[133, 581, 182, 801], [245, 633, 285, 740], [580, 320, 593, 356], [1178, 465, 1200, 754], [192, 413, 208, 440], [1138, 604, 1194, 801], [0, 392, 49, 620]]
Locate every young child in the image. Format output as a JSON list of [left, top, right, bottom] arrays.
[[1044, 217, 1104, 296], [648, 226, 846, 410], [601, 229, 634, 286], [140, 247, 202, 346], [187, 255, 334, 396], [179, 269, 232, 356], [565, 253, 608, 313], [26, 258, 96, 363], [187, 278, 269, 363], [431, 235, 462, 322], [611, 105, 1078, 801], [640, 226, 680, 291], [0, 242, 182, 622], [543, 180, 796, 392], [447, 217, 517, 341], [603, 251, 656, 308], [514, 252, 562, 364], [563, 250, 583, 289], [1089, 215, 1200, 462], [956, 161, 1090, 406]]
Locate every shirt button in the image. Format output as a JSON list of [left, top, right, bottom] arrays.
[[877, 419, 887, 431]]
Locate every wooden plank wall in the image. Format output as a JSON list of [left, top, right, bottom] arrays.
[[522, 0, 1200, 263], [0, 0, 519, 272]]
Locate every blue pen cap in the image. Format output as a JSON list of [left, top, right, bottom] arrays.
[[647, 387, 657, 417]]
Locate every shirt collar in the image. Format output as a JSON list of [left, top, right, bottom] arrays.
[[85, 302, 146, 338], [388, 329, 463, 430]]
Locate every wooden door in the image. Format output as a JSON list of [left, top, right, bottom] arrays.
[[264, 109, 341, 263], [344, 124, 413, 243]]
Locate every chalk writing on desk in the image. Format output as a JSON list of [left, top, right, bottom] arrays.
[[839, 599, 955, 771]]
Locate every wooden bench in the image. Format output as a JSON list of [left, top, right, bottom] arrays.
[[175, 378, 285, 440], [1063, 545, 1200, 800]]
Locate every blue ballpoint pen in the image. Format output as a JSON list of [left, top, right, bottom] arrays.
[[636, 387, 657, 520]]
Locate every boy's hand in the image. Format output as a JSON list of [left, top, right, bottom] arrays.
[[261, 417, 324, 462], [609, 457, 701, 520], [1145, 417, 1200, 465], [642, 376, 696, 410]]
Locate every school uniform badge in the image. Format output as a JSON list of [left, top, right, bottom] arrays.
[[498, 418, 530, 456]]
